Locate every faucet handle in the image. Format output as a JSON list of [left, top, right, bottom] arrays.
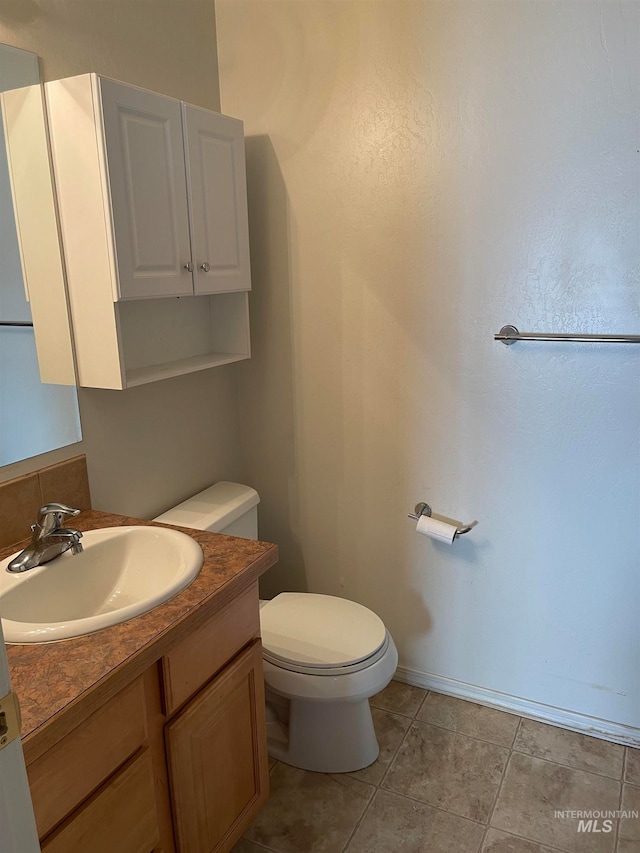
[[54, 528, 84, 554], [36, 503, 81, 532]]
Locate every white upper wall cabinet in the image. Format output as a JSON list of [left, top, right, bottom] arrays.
[[184, 103, 251, 296], [42, 74, 251, 389], [99, 78, 193, 299]]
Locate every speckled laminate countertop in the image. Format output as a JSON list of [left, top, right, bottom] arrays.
[[1, 510, 278, 763]]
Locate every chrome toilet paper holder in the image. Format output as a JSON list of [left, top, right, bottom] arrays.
[[408, 502, 478, 538]]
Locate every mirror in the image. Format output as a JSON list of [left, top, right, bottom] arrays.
[[0, 43, 81, 466]]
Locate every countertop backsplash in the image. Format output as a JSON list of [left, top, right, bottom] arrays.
[[0, 455, 91, 550]]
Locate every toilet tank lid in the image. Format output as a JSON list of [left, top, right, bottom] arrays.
[[153, 482, 259, 533]]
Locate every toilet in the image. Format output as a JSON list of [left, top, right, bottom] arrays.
[[154, 482, 398, 773]]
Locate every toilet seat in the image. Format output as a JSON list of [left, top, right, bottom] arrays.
[[260, 593, 387, 675], [264, 634, 391, 676]]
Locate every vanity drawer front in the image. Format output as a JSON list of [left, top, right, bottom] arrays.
[[162, 581, 259, 715], [40, 748, 159, 853], [28, 675, 148, 838]]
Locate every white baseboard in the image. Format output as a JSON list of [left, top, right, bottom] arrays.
[[395, 665, 640, 748]]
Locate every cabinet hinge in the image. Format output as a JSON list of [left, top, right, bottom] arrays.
[[0, 690, 21, 750]]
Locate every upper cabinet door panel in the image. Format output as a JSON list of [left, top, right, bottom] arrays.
[[99, 79, 193, 299], [183, 105, 251, 295]]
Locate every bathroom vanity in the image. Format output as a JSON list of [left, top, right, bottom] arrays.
[[3, 511, 278, 853]]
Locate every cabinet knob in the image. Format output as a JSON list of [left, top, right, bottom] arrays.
[[184, 262, 194, 273], [200, 262, 211, 273]]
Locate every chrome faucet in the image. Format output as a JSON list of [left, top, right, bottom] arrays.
[[6, 503, 84, 573]]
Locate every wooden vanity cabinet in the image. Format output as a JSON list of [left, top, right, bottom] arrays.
[[40, 750, 160, 853], [25, 582, 269, 853], [166, 641, 268, 852]]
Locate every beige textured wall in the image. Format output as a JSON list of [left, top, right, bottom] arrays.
[[217, 1, 640, 731], [0, 0, 220, 108], [0, 0, 243, 517]]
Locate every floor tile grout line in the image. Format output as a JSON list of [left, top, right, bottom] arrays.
[[413, 708, 625, 770], [511, 713, 524, 748], [375, 708, 418, 791], [628, 746, 640, 785], [369, 696, 430, 721], [237, 836, 281, 853], [622, 745, 638, 785], [614, 770, 625, 852], [413, 688, 430, 720], [482, 824, 575, 853], [368, 705, 419, 720], [342, 706, 419, 852], [408, 716, 517, 753], [339, 782, 379, 853], [410, 715, 520, 750], [510, 745, 626, 783], [375, 783, 490, 829], [479, 730, 517, 850], [409, 685, 634, 755], [370, 705, 420, 728]]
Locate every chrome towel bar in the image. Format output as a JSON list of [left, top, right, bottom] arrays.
[[407, 502, 478, 538], [495, 325, 640, 345]]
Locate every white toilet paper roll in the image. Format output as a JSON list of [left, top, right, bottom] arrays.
[[416, 514, 457, 545]]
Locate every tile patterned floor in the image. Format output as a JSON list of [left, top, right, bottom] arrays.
[[233, 682, 640, 853]]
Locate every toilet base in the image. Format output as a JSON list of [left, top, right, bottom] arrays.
[[267, 696, 380, 773]]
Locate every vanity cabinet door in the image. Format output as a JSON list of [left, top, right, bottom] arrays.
[[99, 77, 194, 300], [27, 676, 148, 839], [40, 749, 159, 853], [183, 104, 251, 296], [165, 640, 269, 853]]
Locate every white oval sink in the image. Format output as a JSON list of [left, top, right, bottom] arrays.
[[0, 526, 203, 643]]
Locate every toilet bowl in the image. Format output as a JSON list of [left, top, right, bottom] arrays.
[[154, 482, 398, 773]]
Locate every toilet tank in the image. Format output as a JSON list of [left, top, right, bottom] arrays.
[[153, 482, 259, 539]]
